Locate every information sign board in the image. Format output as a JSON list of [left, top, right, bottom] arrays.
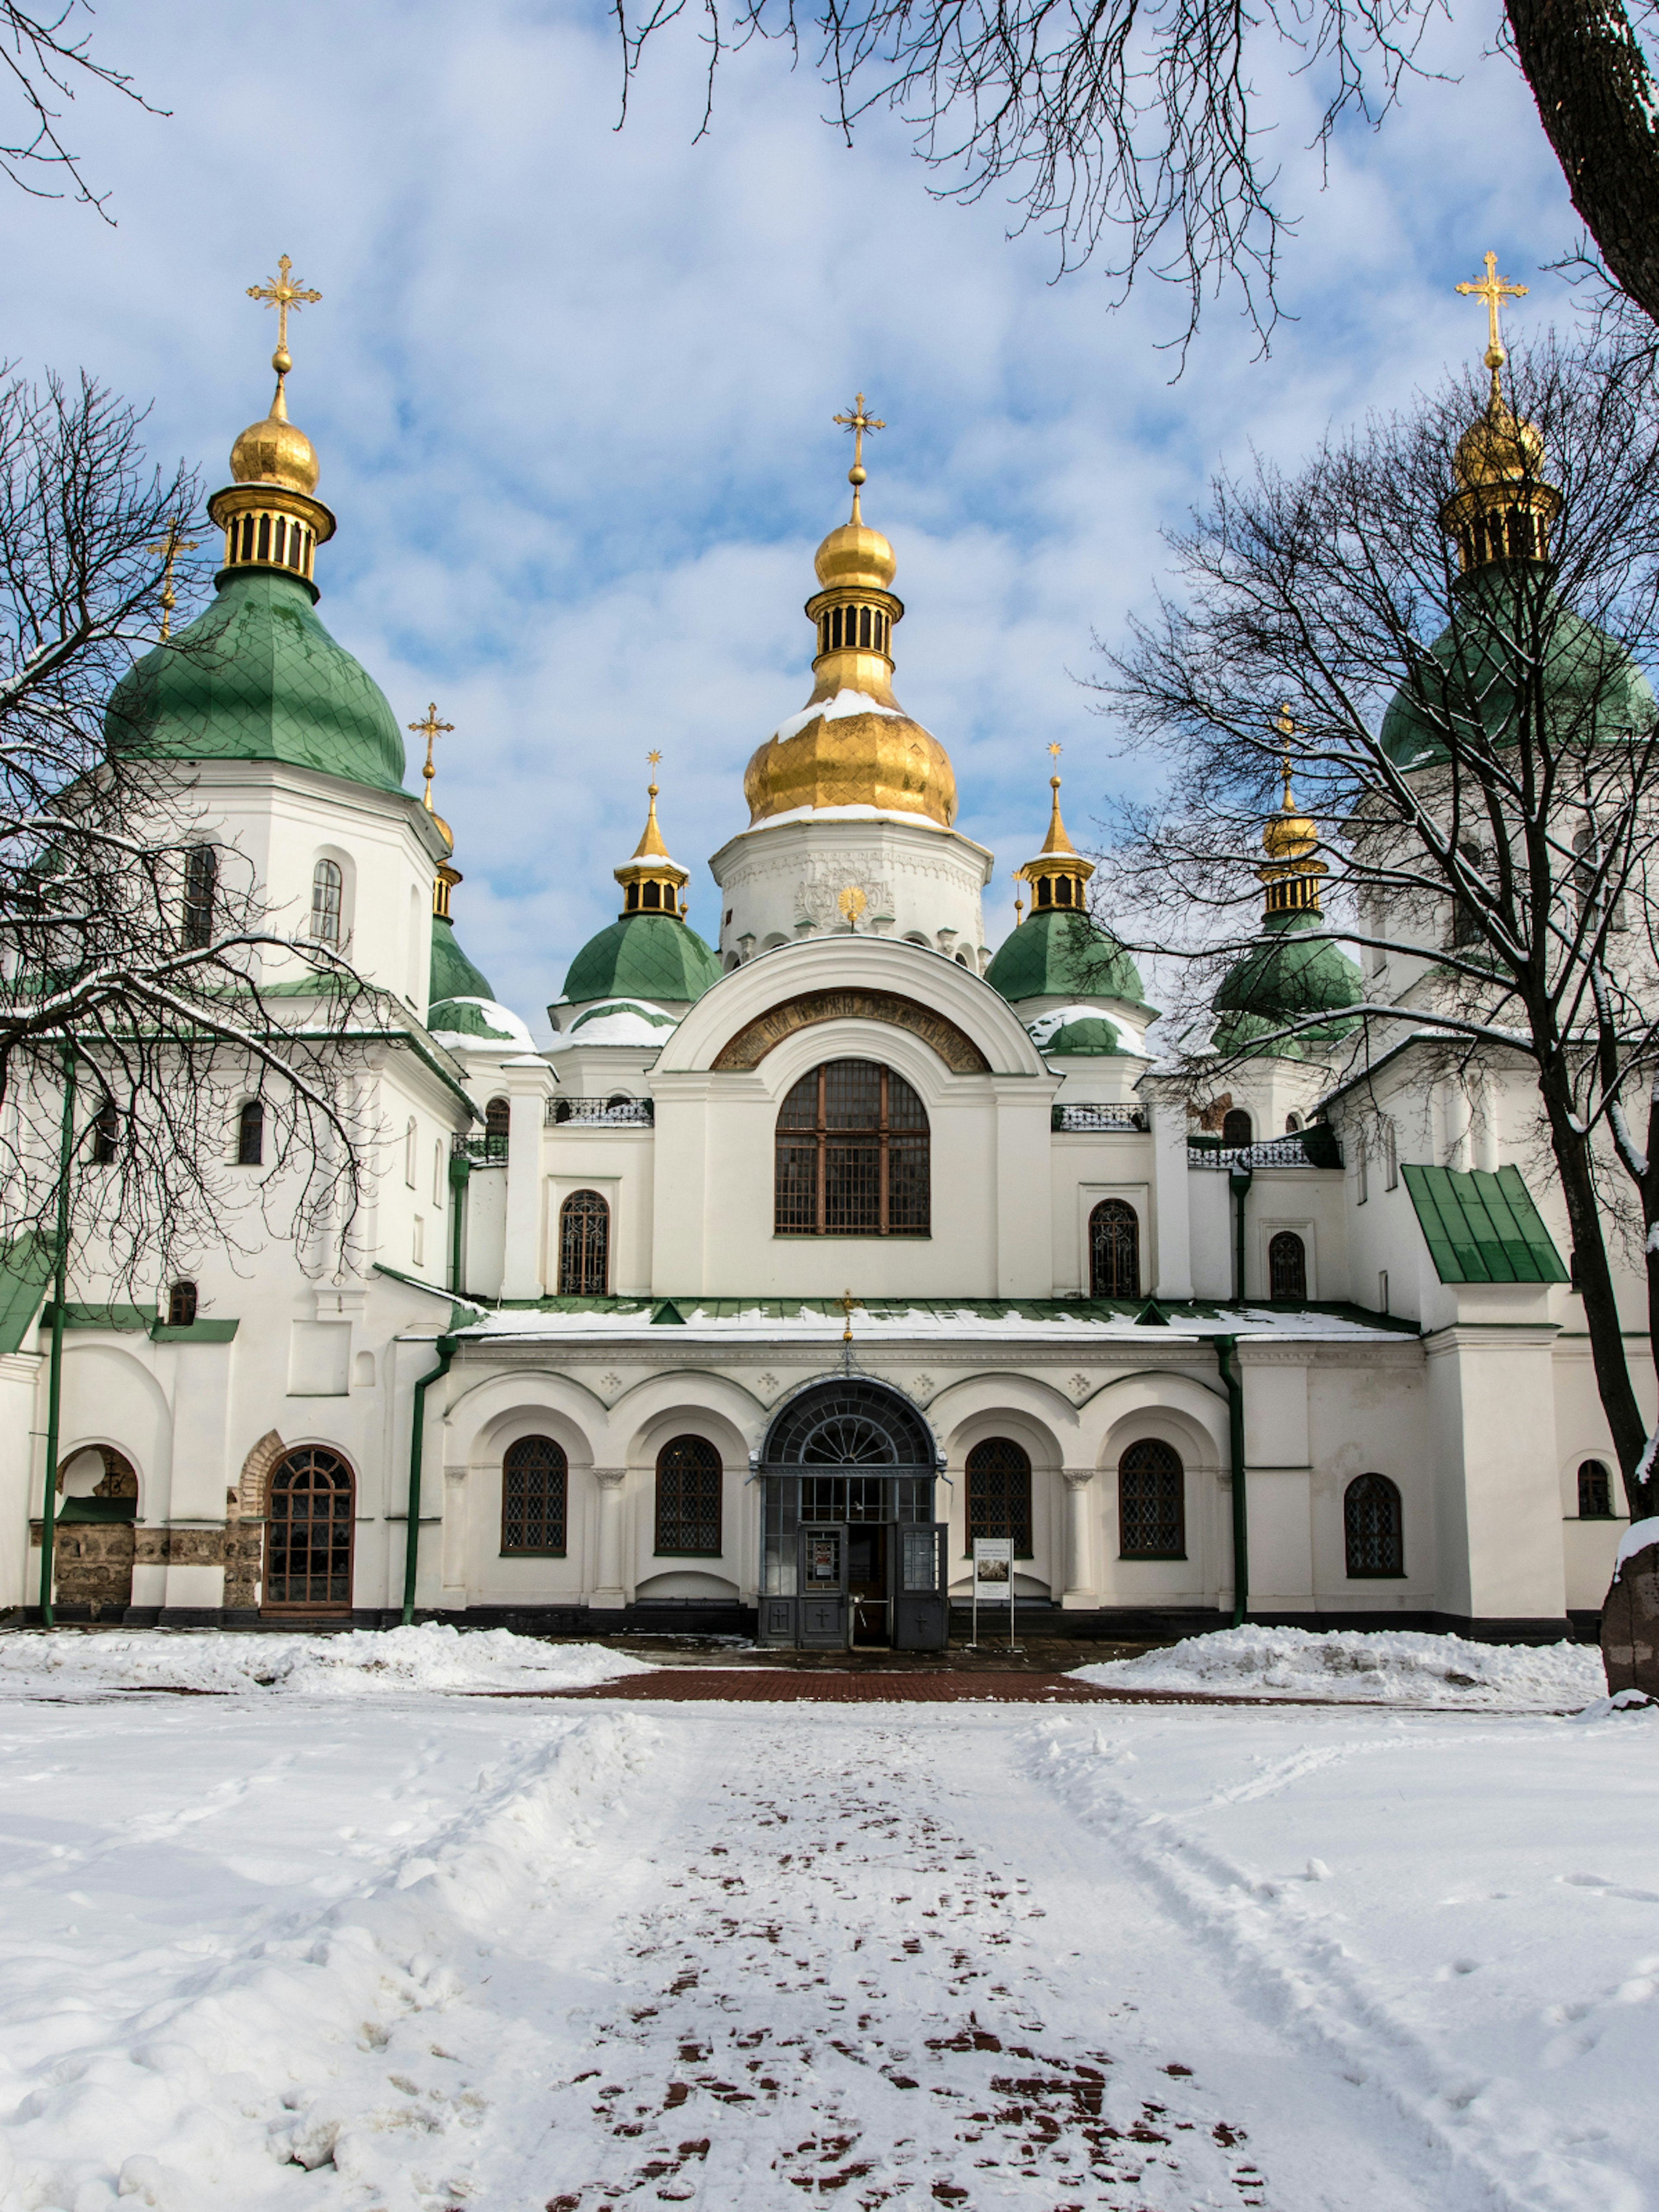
[[971, 1537, 1017, 1646]]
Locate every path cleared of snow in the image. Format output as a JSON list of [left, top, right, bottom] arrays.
[[1071, 1625, 1606, 1707], [1, 1677, 1655, 2210], [0, 1623, 654, 1699]]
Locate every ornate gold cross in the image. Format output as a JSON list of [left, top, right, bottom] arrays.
[[147, 517, 198, 642], [836, 884, 867, 929], [247, 254, 322, 369], [833, 393, 886, 478], [408, 702, 454, 809], [1456, 251, 1528, 367], [1276, 701, 1297, 807], [1048, 741, 1062, 762]]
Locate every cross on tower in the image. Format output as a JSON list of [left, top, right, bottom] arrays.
[[833, 394, 886, 518], [1276, 701, 1297, 807], [147, 517, 198, 643], [247, 255, 323, 371], [1456, 251, 1528, 376], [408, 702, 454, 809]]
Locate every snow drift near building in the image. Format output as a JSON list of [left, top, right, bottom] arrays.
[[1071, 1625, 1605, 1706]]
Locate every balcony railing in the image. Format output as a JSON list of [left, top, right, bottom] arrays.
[[1188, 1127, 1343, 1170], [452, 1132, 507, 1163], [1051, 1103, 1147, 1132], [546, 1096, 655, 1127]]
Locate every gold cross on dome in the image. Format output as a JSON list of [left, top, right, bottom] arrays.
[[1276, 702, 1297, 807], [1456, 251, 1528, 367], [833, 393, 886, 476], [408, 702, 454, 807], [147, 517, 198, 642], [1048, 742, 1062, 763], [247, 254, 322, 366]]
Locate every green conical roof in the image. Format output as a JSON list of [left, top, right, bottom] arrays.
[[1380, 569, 1656, 770], [106, 568, 406, 793], [1212, 909, 1363, 1059], [430, 914, 494, 1009], [1046, 1015, 1125, 1055], [985, 909, 1149, 1009], [560, 912, 722, 1007]]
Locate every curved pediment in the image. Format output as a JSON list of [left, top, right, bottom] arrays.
[[712, 987, 990, 1074]]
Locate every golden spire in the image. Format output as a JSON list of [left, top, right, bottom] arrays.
[[616, 752, 690, 917], [1259, 703, 1324, 916], [148, 518, 197, 643], [247, 254, 323, 420], [1443, 249, 1558, 575], [833, 392, 886, 524], [210, 255, 336, 585], [1016, 747, 1093, 915], [410, 702, 455, 823], [1455, 251, 1528, 405]]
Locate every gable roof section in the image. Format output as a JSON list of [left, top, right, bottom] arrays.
[[1401, 1163, 1568, 1284]]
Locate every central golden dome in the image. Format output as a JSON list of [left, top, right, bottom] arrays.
[[1453, 396, 1544, 491], [230, 380, 321, 495]]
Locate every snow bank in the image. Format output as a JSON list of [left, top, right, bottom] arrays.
[[1072, 1624, 1605, 1707], [0, 1621, 657, 1698], [1613, 1513, 1659, 1575]]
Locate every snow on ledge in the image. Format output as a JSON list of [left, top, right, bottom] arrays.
[[1071, 1624, 1605, 1707]]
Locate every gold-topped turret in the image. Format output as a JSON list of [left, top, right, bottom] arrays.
[[743, 396, 957, 827], [1013, 745, 1096, 914], [207, 256, 337, 589], [1441, 251, 1560, 574], [409, 703, 461, 915], [615, 753, 691, 918], [1258, 707, 1326, 916]]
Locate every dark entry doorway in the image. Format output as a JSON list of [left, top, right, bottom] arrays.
[[848, 1523, 889, 1645]]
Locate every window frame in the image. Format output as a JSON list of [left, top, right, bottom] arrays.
[[235, 1098, 264, 1166], [1576, 1459, 1616, 1519], [654, 1434, 724, 1557], [773, 1059, 931, 1238], [558, 1188, 610, 1295], [166, 1281, 197, 1327], [1220, 1107, 1253, 1147], [1344, 1471, 1405, 1577], [500, 1433, 569, 1556], [1088, 1197, 1141, 1300], [310, 856, 344, 946], [965, 1436, 1034, 1558], [1118, 1437, 1186, 1560], [182, 844, 218, 949], [1267, 1229, 1308, 1301]]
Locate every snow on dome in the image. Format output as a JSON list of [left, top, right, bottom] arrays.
[[549, 998, 680, 1049], [429, 997, 536, 1051], [769, 688, 907, 747]]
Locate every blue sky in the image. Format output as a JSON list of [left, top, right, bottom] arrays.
[[8, 0, 1582, 1033]]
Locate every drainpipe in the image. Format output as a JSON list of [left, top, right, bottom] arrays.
[[1214, 1335, 1249, 1628], [448, 1151, 470, 1295], [1229, 1161, 1253, 1303], [401, 1333, 457, 1626], [38, 1043, 77, 1629]]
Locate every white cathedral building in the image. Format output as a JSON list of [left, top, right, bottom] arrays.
[[0, 322, 1640, 1648]]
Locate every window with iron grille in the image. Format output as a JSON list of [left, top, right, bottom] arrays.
[[1344, 1472, 1404, 1575], [1220, 1107, 1253, 1147], [1576, 1459, 1615, 1518], [1119, 1438, 1185, 1557], [1268, 1230, 1307, 1300], [774, 1060, 929, 1235], [655, 1434, 722, 1554], [966, 1437, 1033, 1557], [501, 1435, 567, 1553], [264, 1446, 355, 1610], [559, 1189, 609, 1294], [311, 858, 343, 945], [182, 845, 218, 948], [1089, 1198, 1139, 1297], [484, 1095, 510, 1160], [167, 1281, 197, 1327], [237, 1099, 264, 1166]]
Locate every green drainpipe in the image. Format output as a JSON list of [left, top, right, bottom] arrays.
[[448, 1151, 470, 1295], [38, 1044, 78, 1629], [401, 1334, 457, 1627], [1229, 1161, 1253, 1303], [1214, 1334, 1249, 1628]]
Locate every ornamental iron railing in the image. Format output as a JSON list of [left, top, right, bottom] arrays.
[[1187, 1127, 1343, 1170], [452, 1132, 508, 1163], [545, 1096, 655, 1127], [1051, 1104, 1147, 1132]]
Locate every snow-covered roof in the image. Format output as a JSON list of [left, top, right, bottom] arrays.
[[547, 999, 680, 1049], [428, 997, 537, 1052], [770, 687, 906, 747]]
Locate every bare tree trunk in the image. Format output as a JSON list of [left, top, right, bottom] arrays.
[[1508, 0, 1659, 329]]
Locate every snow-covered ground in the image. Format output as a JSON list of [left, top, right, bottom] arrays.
[[1070, 1624, 1607, 1708], [1, 1644, 1655, 2211]]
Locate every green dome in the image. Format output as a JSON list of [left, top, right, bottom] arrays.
[[430, 914, 494, 1010], [1213, 909, 1364, 1060], [1045, 1015, 1125, 1055], [428, 998, 518, 1041], [105, 569, 406, 794], [1381, 572, 1656, 770], [985, 909, 1149, 1008], [560, 912, 722, 1007]]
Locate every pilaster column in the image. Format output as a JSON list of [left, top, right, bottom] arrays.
[[1062, 1468, 1096, 1605], [591, 1468, 627, 1609], [1147, 1096, 1194, 1300], [501, 1054, 555, 1301]]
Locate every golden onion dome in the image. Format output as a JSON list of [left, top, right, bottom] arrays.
[[229, 380, 321, 496], [1262, 803, 1317, 860], [814, 517, 897, 591], [744, 706, 956, 827], [1453, 397, 1545, 491]]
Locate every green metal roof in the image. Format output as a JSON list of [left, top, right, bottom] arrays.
[[429, 915, 494, 1010], [984, 908, 1150, 1009], [475, 1293, 1420, 1333], [0, 1235, 53, 1354], [559, 912, 722, 1007], [1401, 1163, 1569, 1284], [1212, 909, 1365, 1059]]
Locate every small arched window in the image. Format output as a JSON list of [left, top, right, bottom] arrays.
[[1577, 1459, 1615, 1518], [1344, 1473, 1405, 1576], [1221, 1108, 1253, 1147], [774, 1060, 930, 1236], [501, 1435, 568, 1553], [1119, 1439, 1185, 1558], [559, 1189, 610, 1294], [89, 1098, 119, 1164], [1089, 1198, 1140, 1300], [484, 1095, 510, 1158], [310, 858, 343, 945], [1285, 1112, 1303, 1133], [182, 845, 218, 948], [966, 1437, 1033, 1557], [655, 1435, 722, 1555], [432, 1140, 445, 1207], [166, 1281, 197, 1327], [1268, 1230, 1307, 1300], [236, 1099, 264, 1166]]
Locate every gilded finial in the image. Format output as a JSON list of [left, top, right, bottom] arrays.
[[147, 517, 198, 643], [1275, 702, 1296, 811], [408, 702, 455, 814], [836, 884, 867, 931], [840, 1287, 861, 1344], [1456, 251, 1528, 404], [247, 254, 322, 418], [833, 392, 886, 523], [1012, 870, 1025, 926]]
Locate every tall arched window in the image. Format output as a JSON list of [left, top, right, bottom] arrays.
[[1089, 1198, 1140, 1299], [1221, 1107, 1253, 1147], [1268, 1230, 1307, 1300], [166, 1281, 197, 1327], [1119, 1439, 1185, 1558], [655, 1435, 722, 1555], [774, 1060, 929, 1235], [501, 1435, 567, 1553], [1577, 1459, 1615, 1518], [264, 1447, 355, 1612], [1344, 1473, 1404, 1576], [89, 1098, 119, 1164], [966, 1437, 1033, 1557], [182, 845, 217, 948], [484, 1095, 510, 1159], [310, 858, 343, 945], [559, 1189, 610, 1294], [236, 1099, 264, 1166]]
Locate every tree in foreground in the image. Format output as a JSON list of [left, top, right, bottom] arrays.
[[1101, 312, 1659, 1535]]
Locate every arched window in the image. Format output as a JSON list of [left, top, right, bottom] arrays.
[[655, 1435, 722, 1555], [966, 1437, 1033, 1557], [559, 1189, 610, 1294], [1089, 1198, 1140, 1299], [1221, 1108, 1253, 1147], [182, 845, 217, 948], [774, 1059, 929, 1236], [264, 1447, 355, 1611], [89, 1098, 119, 1164], [1119, 1439, 1185, 1558], [236, 1099, 264, 1166], [310, 858, 343, 945], [1344, 1473, 1404, 1576], [501, 1435, 568, 1553], [1285, 1112, 1303, 1133], [1268, 1230, 1307, 1300], [763, 1379, 935, 1467], [484, 1095, 510, 1158], [1577, 1459, 1615, 1518], [166, 1281, 197, 1327], [404, 1116, 418, 1187]]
